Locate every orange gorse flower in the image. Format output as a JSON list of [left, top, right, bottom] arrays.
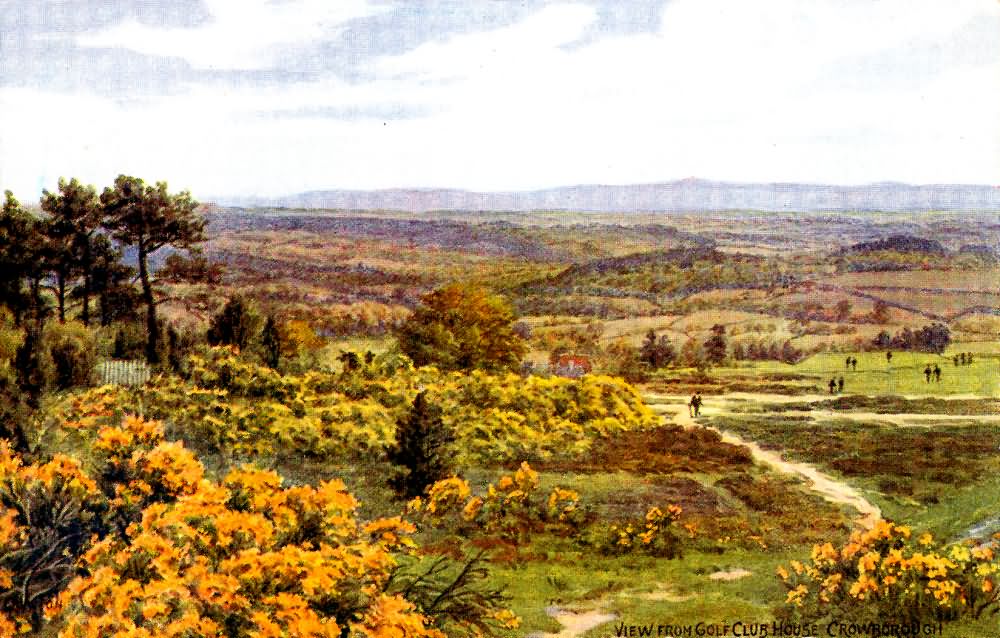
[[778, 517, 1000, 621], [0, 414, 481, 638]]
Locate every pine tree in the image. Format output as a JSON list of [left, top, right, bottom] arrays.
[[640, 330, 676, 369], [166, 326, 182, 372], [100, 176, 205, 364], [207, 296, 261, 351], [39, 178, 102, 324], [703, 324, 728, 365], [388, 391, 456, 498], [14, 329, 48, 407], [639, 329, 658, 367], [261, 316, 281, 369]]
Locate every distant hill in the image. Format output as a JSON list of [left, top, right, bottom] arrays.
[[215, 179, 1000, 213]]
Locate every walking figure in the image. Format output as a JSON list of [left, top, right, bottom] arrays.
[[954, 355, 959, 366], [933, 365, 941, 383], [846, 356, 852, 370], [886, 351, 893, 364], [924, 365, 932, 383], [851, 357, 858, 371], [960, 353, 966, 365], [829, 378, 837, 394], [837, 376, 844, 393], [693, 393, 702, 417], [967, 353, 974, 365], [688, 394, 697, 418]]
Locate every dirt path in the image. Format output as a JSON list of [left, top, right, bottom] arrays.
[[531, 390, 891, 638], [645, 393, 882, 529], [535, 607, 617, 638]]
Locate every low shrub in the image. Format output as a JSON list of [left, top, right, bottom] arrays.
[[776, 521, 1000, 624], [592, 505, 685, 558]]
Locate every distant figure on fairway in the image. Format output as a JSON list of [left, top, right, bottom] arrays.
[[954, 355, 960, 366], [693, 393, 703, 417], [846, 356, 853, 369], [851, 357, 858, 371], [960, 353, 966, 365], [967, 353, 974, 365], [924, 365, 932, 383], [933, 364, 941, 383], [829, 378, 837, 394], [886, 351, 893, 364], [688, 394, 697, 417], [838, 376, 844, 393]]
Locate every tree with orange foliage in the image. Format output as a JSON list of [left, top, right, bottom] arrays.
[[396, 284, 525, 373]]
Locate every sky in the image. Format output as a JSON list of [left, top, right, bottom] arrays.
[[0, 0, 997, 199]]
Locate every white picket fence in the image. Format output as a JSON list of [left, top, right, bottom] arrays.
[[97, 360, 151, 386]]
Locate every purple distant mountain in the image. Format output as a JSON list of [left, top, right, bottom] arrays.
[[216, 179, 1000, 212]]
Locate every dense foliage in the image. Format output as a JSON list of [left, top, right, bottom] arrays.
[[778, 521, 1000, 624], [207, 296, 263, 352], [517, 248, 800, 318], [55, 347, 655, 467], [387, 391, 456, 498], [872, 323, 951, 354], [0, 412, 526, 637], [639, 330, 675, 369], [396, 284, 526, 373]]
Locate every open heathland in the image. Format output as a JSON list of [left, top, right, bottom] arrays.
[[1, 187, 1000, 637]]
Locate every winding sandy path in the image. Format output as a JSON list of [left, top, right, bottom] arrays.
[[645, 393, 882, 529], [530, 391, 891, 638], [529, 390, 993, 636]]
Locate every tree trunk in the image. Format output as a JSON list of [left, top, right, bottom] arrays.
[[81, 243, 92, 327], [30, 277, 44, 333], [81, 272, 91, 326], [100, 291, 111, 327], [138, 244, 160, 364], [57, 271, 66, 323]]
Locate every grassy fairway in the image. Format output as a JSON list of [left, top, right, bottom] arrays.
[[493, 545, 798, 636], [745, 346, 1000, 397]]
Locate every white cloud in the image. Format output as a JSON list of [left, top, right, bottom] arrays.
[[76, 0, 380, 70], [3, 0, 997, 198], [376, 4, 598, 81]]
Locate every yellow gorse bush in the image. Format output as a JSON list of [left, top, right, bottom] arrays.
[[42, 416, 446, 638], [0, 441, 106, 633], [55, 347, 657, 467], [0, 408, 520, 637], [777, 520, 1000, 624], [407, 463, 583, 541], [603, 505, 684, 558]]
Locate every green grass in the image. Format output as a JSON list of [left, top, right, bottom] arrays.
[[493, 542, 803, 636], [732, 346, 1000, 397], [318, 335, 395, 370], [873, 471, 1000, 541]]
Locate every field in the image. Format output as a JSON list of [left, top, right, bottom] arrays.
[[747, 347, 1000, 396], [4, 204, 1000, 637], [826, 268, 1000, 293]]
